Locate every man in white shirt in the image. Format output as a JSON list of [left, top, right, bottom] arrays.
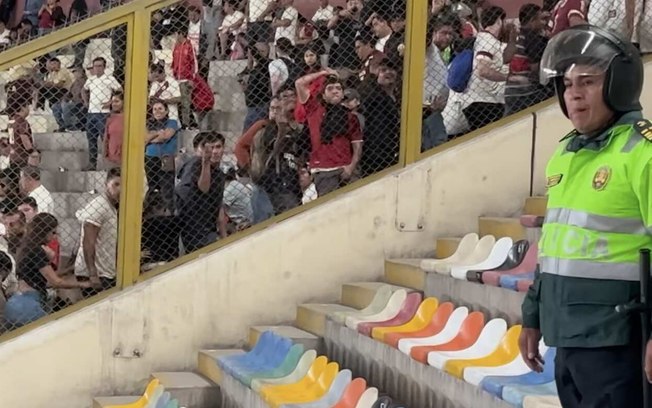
[[19, 166, 53, 214], [312, 0, 333, 23], [218, 0, 245, 59], [371, 11, 394, 52], [149, 64, 182, 123], [247, 0, 274, 43], [82, 57, 122, 170], [269, 37, 296, 95], [588, 0, 641, 44], [272, 0, 298, 45]]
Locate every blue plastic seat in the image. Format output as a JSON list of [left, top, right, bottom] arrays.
[[244, 343, 305, 387], [502, 381, 557, 407], [481, 348, 556, 398], [154, 391, 170, 408], [279, 369, 353, 408], [231, 336, 293, 384], [217, 331, 276, 373], [500, 272, 535, 290]]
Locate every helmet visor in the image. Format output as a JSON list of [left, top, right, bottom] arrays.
[[539, 29, 621, 85]]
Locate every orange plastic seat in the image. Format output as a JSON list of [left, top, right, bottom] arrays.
[[410, 311, 485, 363], [372, 297, 439, 342], [385, 302, 455, 348], [331, 377, 367, 408]]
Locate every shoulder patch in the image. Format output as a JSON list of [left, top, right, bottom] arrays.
[[634, 119, 652, 142]]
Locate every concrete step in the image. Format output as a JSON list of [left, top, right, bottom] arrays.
[[51, 192, 95, 220], [295, 303, 355, 337], [41, 170, 106, 193], [340, 282, 411, 310], [150, 372, 219, 408], [383, 259, 426, 290], [197, 349, 245, 386], [34, 131, 88, 152], [523, 196, 548, 217], [93, 396, 139, 408], [478, 216, 527, 241], [248, 325, 320, 351], [41, 151, 89, 171], [435, 237, 461, 259]]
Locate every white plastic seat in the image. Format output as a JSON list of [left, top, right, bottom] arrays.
[[463, 340, 549, 385], [355, 387, 379, 408], [398, 306, 469, 354], [450, 237, 514, 280], [433, 235, 496, 275], [332, 285, 393, 324], [420, 233, 479, 272], [345, 290, 407, 330], [427, 318, 508, 369], [251, 350, 318, 393]]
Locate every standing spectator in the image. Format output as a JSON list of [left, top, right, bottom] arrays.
[[298, 165, 317, 204], [296, 70, 363, 196], [17, 196, 37, 222], [218, 0, 245, 59], [328, 0, 368, 71], [588, 0, 640, 45], [220, 167, 253, 235], [241, 42, 272, 132], [549, 0, 587, 36], [149, 64, 182, 124], [7, 96, 34, 169], [313, 0, 334, 25], [272, 0, 298, 45], [61, 66, 86, 131], [145, 101, 179, 212], [505, 4, 553, 116], [141, 190, 179, 266], [370, 10, 399, 56], [23, 0, 42, 27], [172, 26, 199, 130], [175, 132, 226, 253], [67, 0, 89, 68], [38, 58, 72, 132], [103, 92, 123, 167], [355, 31, 385, 84], [74, 168, 120, 296], [247, 0, 274, 44], [269, 37, 298, 96], [82, 57, 122, 170], [37, 0, 65, 36], [19, 166, 53, 214], [111, 20, 128, 87]]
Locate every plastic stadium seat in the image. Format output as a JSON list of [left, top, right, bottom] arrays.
[[218, 331, 276, 372], [252, 350, 318, 392], [523, 395, 562, 408], [346, 290, 408, 330], [463, 340, 549, 386], [105, 379, 160, 408], [480, 347, 556, 398], [420, 233, 479, 272], [428, 318, 508, 368], [154, 391, 170, 408], [330, 378, 368, 408], [398, 306, 469, 355], [410, 311, 485, 364], [265, 362, 340, 408], [373, 297, 439, 342], [279, 369, 353, 408], [500, 272, 535, 291], [359, 292, 423, 336], [353, 388, 379, 408], [433, 235, 496, 275], [451, 237, 514, 280], [517, 279, 533, 292], [502, 381, 558, 407], [482, 243, 538, 286], [229, 335, 293, 383], [247, 344, 305, 387], [164, 400, 179, 408], [260, 356, 329, 400], [332, 285, 393, 324], [385, 302, 454, 348], [467, 240, 529, 282], [444, 325, 522, 378]]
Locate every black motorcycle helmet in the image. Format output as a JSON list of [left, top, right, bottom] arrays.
[[539, 25, 643, 117]]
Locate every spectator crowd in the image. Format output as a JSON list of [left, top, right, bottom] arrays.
[[0, 0, 648, 330]]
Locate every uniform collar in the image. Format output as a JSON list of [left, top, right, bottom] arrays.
[[563, 111, 643, 152]]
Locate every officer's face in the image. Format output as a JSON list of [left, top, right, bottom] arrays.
[[563, 65, 614, 134]]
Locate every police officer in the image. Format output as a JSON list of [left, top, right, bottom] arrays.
[[519, 25, 651, 407]]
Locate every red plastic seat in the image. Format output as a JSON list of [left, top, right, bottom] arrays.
[[358, 292, 423, 337], [331, 378, 367, 408], [483, 243, 538, 286], [410, 311, 485, 363], [384, 302, 455, 348]]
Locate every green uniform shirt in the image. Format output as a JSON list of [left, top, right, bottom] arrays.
[[522, 111, 652, 348]]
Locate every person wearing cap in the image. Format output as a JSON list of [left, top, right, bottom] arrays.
[[519, 25, 650, 406]]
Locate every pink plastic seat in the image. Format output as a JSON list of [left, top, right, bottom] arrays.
[[483, 243, 537, 286], [516, 279, 533, 292], [358, 292, 423, 337]]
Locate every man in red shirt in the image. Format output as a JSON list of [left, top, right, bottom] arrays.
[[295, 69, 363, 196], [549, 0, 587, 36]]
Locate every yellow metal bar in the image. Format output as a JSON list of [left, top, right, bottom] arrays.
[[116, 10, 149, 289], [398, 0, 428, 165]]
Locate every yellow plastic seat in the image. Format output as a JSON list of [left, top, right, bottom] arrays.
[[372, 297, 439, 342], [523, 395, 563, 408], [266, 362, 340, 408], [444, 325, 522, 378], [259, 356, 328, 400], [105, 379, 160, 408]]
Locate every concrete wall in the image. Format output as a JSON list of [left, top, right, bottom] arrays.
[[0, 60, 650, 407]]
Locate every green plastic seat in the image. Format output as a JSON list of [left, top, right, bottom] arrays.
[[243, 343, 305, 387]]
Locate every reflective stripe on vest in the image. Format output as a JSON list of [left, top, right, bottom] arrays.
[[545, 207, 651, 235], [540, 257, 639, 281]]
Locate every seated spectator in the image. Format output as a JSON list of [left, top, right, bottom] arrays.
[[60, 66, 87, 131], [103, 92, 124, 167], [272, 0, 298, 45], [299, 165, 317, 205], [549, 0, 587, 37], [141, 190, 180, 267], [145, 101, 179, 212], [27, 149, 41, 167], [220, 167, 253, 235], [175, 132, 226, 253], [7, 96, 34, 169], [218, 0, 245, 59], [37, 0, 65, 36], [296, 70, 363, 196], [4, 213, 91, 328], [19, 165, 53, 214], [1, 204, 25, 256], [37, 58, 73, 132], [74, 168, 120, 297], [18, 196, 37, 222]]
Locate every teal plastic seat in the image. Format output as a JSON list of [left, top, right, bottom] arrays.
[[164, 400, 179, 408], [245, 344, 305, 387]]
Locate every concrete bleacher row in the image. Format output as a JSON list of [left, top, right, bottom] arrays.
[[89, 195, 554, 408]]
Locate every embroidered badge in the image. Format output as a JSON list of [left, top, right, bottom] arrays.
[[634, 120, 652, 142], [546, 174, 563, 188], [592, 166, 611, 191]]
